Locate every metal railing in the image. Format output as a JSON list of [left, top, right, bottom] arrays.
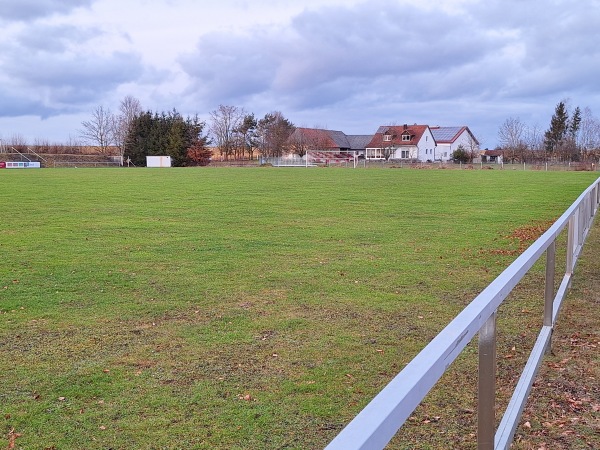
[[326, 176, 600, 450]]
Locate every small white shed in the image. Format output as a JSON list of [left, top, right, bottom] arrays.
[[146, 156, 171, 167]]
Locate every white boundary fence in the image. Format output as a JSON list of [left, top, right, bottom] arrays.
[[326, 176, 600, 450]]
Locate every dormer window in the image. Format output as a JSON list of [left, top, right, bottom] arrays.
[[402, 133, 411, 142], [383, 133, 392, 142]]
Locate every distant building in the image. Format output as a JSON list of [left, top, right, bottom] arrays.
[[430, 126, 479, 162], [286, 128, 372, 156], [285, 124, 480, 163], [364, 124, 436, 161], [481, 149, 503, 164]]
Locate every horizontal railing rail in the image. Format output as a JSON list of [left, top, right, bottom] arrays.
[[326, 176, 600, 450]]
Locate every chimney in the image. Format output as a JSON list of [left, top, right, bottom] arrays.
[[403, 124, 407, 130]]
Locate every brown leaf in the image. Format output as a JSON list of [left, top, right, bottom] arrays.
[[7, 428, 22, 449]]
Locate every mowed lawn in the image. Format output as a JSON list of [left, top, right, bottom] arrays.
[[0, 167, 598, 449]]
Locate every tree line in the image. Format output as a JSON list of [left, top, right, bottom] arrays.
[[497, 100, 600, 163], [5, 96, 600, 166], [75, 98, 296, 167]]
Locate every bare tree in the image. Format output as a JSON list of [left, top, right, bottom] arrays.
[[4, 134, 28, 154], [578, 107, 600, 161], [288, 127, 310, 157], [33, 138, 51, 154], [498, 117, 526, 162], [80, 105, 116, 154], [209, 105, 244, 160], [115, 96, 142, 159], [524, 124, 543, 151], [521, 124, 544, 163]]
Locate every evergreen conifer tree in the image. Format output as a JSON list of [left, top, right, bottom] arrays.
[[544, 101, 569, 153]]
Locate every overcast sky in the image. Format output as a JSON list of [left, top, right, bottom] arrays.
[[1, 0, 599, 148]]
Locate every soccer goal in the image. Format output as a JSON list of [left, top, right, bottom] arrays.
[[306, 150, 358, 168]]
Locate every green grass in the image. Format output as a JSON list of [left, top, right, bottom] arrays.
[[0, 167, 598, 449]]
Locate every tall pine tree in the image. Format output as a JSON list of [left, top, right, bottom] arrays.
[[569, 106, 582, 140], [544, 101, 569, 154]]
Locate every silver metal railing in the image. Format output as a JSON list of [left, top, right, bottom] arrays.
[[326, 176, 600, 450]]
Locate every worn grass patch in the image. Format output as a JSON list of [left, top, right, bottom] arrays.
[[1, 168, 598, 449]]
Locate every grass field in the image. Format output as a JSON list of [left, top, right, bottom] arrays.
[[1, 167, 598, 449]]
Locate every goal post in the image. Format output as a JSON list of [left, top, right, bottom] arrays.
[[306, 150, 358, 168]]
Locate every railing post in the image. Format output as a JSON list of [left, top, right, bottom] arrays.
[[544, 241, 556, 327], [566, 216, 576, 275], [544, 241, 556, 354], [478, 312, 497, 450]]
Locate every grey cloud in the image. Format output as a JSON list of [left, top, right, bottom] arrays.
[[0, 22, 149, 118], [0, 0, 93, 21], [180, 32, 278, 103], [179, 0, 600, 130], [8, 51, 142, 90], [288, 5, 489, 82], [15, 24, 102, 53], [180, 0, 504, 111], [467, 1, 600, 103], [0, 91, 57, 118]]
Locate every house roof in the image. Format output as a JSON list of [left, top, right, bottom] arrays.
[[289, 128, 373, 150], [430, 126, 479, 145], [483, 149, 503, 156], [346, 135, 374, 150], [366, 124, 431, 148]]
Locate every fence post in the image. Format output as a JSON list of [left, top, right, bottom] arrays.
[[544, 241, 556, 354], [544, 241, 556, 328], [566, 216, 576, 275], [478, 312, 496, 450]]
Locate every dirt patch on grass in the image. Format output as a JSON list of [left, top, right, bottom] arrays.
[[486, 219, 556, 256]]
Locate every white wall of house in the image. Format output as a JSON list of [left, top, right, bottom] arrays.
[[436, 144, 452, 161], [414, 127, 436, 162], [391, 146, 418, 160], [436, 129, 479, 162]]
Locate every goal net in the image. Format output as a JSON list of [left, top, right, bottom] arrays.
[[306, 150, 358, 168]]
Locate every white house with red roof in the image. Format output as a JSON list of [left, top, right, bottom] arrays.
[[364, 124, 436, 161], [430, 126, 479, 162], [284, 125, 480, 164]]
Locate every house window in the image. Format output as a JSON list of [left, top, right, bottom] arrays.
[[401, 150, 410, 159], [366, 148, 383, 159], [402, 134, 410, 142], [383, 134, 392, 142]]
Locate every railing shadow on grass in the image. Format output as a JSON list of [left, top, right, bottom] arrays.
[[326, 176, 600, 450]]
